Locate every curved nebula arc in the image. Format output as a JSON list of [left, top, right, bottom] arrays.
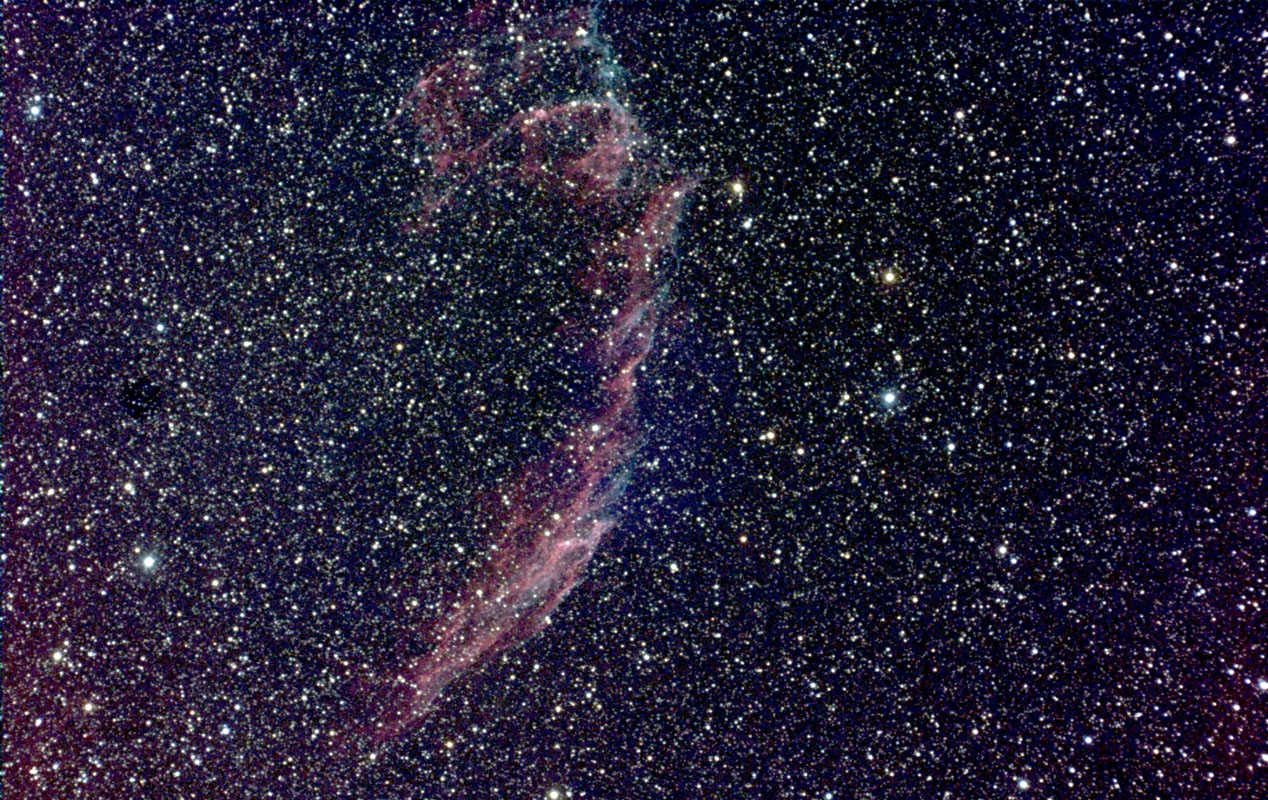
[[344, 5, 696, 751]]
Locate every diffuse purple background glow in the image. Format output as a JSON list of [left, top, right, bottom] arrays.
[[4, 2, 1266, 799]]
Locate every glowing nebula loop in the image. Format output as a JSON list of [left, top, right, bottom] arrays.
[[353, 6, 695, 748]]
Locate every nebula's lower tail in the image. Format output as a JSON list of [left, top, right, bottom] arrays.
[[347, 6, 694, 750]]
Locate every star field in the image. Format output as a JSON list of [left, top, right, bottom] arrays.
[[4, 2, 1266, 799]]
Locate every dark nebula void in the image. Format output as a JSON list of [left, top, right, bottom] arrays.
[[348, 7, 694, 750]]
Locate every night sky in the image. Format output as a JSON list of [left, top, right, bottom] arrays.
[[4, 2, 1266, 799]]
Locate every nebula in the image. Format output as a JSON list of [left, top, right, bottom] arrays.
[[349, 6, 695, 749]]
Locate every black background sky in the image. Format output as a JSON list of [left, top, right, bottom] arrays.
[[5, 2, 1266, 799]]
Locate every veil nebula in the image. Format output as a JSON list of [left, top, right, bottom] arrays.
[[349, 6, 695, 749]]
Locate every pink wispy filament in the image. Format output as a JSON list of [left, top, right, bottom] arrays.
[[359, 8, 695, 747]]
